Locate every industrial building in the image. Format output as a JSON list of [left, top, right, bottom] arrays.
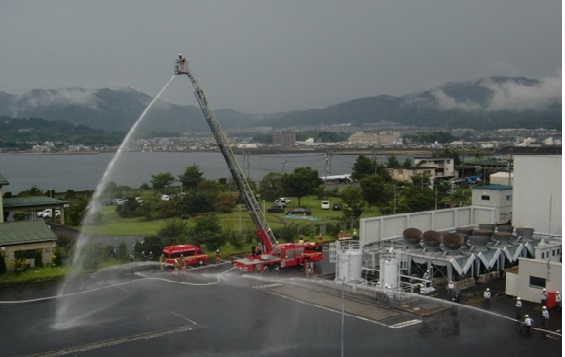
[[330, 147, 561, 304]]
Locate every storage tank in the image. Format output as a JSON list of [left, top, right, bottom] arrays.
[[455, 226, 473, 245], [380, 258, 399, 289], [497, 225, 514, 234], [422, 230, 442, 251], [493, 232, 512, 246], [515, 227, 536, 242], [403, 228, 422, 248], [443, 233, 464, 254], [479, 223, 496, 232], [335, 250, 362, 283], [468, 234, 490, 251]]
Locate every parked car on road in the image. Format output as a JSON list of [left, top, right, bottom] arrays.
[[38, 209, 60, 218], [267, 205, 285, 213], [332, 203, 342, 211], [287, 207, 312, 215]]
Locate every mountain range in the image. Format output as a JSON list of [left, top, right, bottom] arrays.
[[0, 76, 560, 133]]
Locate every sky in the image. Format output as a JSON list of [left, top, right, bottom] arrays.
[[0, 0, 561, 114]]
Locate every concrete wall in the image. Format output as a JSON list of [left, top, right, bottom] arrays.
[[512, 155, 561, 235], [359, 206, 496, 247], [472, 187, 513, 224], [2, 241, 56, 270], [505, 258, 562, 303]]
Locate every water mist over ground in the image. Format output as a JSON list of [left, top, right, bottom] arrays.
[[55, 75, 176, 328]]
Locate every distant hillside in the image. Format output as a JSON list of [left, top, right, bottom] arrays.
[[261, 77, 561, 130], [0, 116, 124, 145], [0, 87, 260, 133], [0, 76, 560, 132]]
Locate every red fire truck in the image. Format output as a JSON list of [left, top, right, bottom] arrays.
[[162, 245, 209, 267], [175, 56, 323, 272]]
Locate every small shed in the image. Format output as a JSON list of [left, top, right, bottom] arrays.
[[0, 220, 57, 270]]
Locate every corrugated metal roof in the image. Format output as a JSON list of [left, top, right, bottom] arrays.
[[0, 220, 57, 246], [3, 196, 68, 209], [472, 185, 512, 190]]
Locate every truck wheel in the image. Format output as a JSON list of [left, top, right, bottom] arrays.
[[273, 264, 280, 271], [198, 259, 204, 265], [262, 265, 270, 272]]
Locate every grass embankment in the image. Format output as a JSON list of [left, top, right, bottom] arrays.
[[0, 266, 68, 285]]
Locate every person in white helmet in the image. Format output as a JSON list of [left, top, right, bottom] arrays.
[[541, 288, 548, 306], [541, 306, 550, 329], [483, 288, 491, 308], [555, 291, 561, 311], [520, 314, 534, 336], [515, 297, 522, 321], [423, 269, 431, 288]]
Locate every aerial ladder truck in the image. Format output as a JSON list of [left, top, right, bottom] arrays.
[[175, 54, 322, 272]]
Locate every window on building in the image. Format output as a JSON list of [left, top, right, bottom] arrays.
[[505, 195, 512, 201], [481, 195, 490, 201], [529, 276, 546, 288]]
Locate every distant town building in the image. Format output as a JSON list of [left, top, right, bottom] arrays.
[[386, 167, 434, 183], [413, 157, 455, 178], [348, 131, 401, 145], [272, 132, 296, 147]]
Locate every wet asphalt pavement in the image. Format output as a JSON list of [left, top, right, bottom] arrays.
[[0, 248, 561, 357]]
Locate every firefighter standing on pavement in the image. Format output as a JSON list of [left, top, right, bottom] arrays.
[[160, 254, 166, 271], [556, 291, 561, 311], [515, 297, 522, 321], [541, 288, 548, 306], [215, 249, 222, 264], [541, 306, 550, 329], [483, 288, 491, 308]]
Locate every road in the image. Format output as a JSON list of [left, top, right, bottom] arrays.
[[0, 250, 561, 357]]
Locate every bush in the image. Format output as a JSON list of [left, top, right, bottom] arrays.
[[227, 231, 245, 249], [116, 242, 128, 262], [34, 249, 44, 268], [0, 252, 7, 274], [52, 248, 63, 267]]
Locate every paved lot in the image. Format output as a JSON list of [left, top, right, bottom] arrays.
[[0, 250, 561, 356]]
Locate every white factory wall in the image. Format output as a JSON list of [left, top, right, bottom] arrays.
[[512, 155, 561, 235], [359, 206, 496, 247]]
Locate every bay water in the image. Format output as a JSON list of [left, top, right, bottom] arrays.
[[0, 151, 366, 194]]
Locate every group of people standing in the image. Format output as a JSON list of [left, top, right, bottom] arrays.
[[512, 287, 561, 336], [472, 285, 561, 337]]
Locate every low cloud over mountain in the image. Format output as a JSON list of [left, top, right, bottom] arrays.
[[0, 76, 560, 133]]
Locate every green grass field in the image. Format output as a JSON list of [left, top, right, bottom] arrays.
[[76, 195, 359, 238]]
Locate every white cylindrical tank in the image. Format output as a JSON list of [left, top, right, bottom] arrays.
[[336, 250, 362, 283], [380, 259, 399, 289]]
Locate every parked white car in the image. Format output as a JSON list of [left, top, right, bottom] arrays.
[[161, 194, 170, 201], [321, 200, 330, 210], [274, 197, 292, 206], [38, 209, 60, 218]]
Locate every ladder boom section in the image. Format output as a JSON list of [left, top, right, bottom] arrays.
[[177, 61, 277, 252]]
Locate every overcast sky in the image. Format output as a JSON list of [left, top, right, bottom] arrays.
[[1, 0, 561, 114]]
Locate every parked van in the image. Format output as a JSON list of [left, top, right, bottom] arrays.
[[162, 245, 208, 267], [38, 209, 60, 218], [321, 200, 330, 210]]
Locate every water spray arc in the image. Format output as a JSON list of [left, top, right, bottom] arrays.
[[55, 76, 176, 327]]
